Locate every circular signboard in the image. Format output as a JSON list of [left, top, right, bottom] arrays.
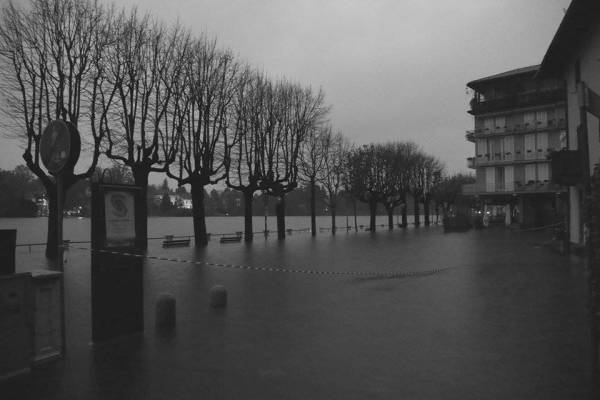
[[40, 120, 81, 175]]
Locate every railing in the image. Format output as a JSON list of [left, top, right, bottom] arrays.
[[469, 88, 565, 114], [461, 181, 565, 195], [466, 118, 566, 138]]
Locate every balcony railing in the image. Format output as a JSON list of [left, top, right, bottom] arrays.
[[469, 88, 565, 114], [467, 157, 475, 169], [466, 118, 566, 138], [461, 181, 564, 195]]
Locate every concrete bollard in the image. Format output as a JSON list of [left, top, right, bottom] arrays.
[[156, 294, 176, 328], [209, 285, 227, 308]]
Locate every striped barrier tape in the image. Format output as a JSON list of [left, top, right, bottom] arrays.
[[70, 246, 453, 280]]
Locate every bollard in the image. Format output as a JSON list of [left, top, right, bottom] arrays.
[[156, 294, 176, 328], [209, 285, 227, 308]]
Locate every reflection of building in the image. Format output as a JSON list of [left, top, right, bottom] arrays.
[[538, 0, 600, 245], [464, 65, 567, 227]]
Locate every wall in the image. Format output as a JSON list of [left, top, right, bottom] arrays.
[[564, 22, 600, 244]]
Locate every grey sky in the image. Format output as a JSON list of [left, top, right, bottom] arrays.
[[0, 0, 571, 183]]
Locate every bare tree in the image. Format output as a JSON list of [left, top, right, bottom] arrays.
[[167, 38, 240, 246], [346, 144, 383, 232], [317, 130, 350, 234], [299, 124, 329, 236], [260, 81, 328, 240], [226, 68, 266, 242], [0, 0, 113, 259], [100, 11, 187, 248]]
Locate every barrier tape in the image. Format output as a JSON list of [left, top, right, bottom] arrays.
[[69, 246, 453, 280]]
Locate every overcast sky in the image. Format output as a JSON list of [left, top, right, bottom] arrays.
[[0, 0, 571, 185]]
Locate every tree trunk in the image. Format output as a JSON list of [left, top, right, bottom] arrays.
[[387, 206, 394, 230], [132, 168, 149, 250], [45, 185, 59, 259], [353, 199, 358, 232], [369, 201, 377, 232], [243, 190, 254, 242], [424, 198, 431, 226], [414, 195, 420, 227], [191, 181, 208, 247], [401, 196, 408, 228], [276, 195, 286, 240], [331, 204, 336, 235], [310, 177, 316, 236]]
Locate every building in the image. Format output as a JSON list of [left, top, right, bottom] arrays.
[[538, 0, 600, 246], [464, 65, 567, 227]]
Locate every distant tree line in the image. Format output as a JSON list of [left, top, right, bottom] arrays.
[[0, 0, 473, 258]]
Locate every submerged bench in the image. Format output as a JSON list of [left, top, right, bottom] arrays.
[[162, 235, 191, 247], [220, 235, 242, 243]]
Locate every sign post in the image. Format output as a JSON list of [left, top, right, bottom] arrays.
[[91, 182, 144, 342], [39, 119, 81, 357]]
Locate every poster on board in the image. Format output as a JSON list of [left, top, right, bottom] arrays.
[[104, 190, 136, 247]]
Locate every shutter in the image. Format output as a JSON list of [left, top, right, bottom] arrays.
[[525, 164, 536, 184], [503, 136, 514, 160], [505, 166, 514, 191], [486, 167, 495, 192], [538, 163, 549, 182], [524, 134, 536, 160], [537, 132, 548, 158], [535, 110, 547, 127]]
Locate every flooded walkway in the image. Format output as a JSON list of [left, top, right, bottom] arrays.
[[2, 227, 597, 399]]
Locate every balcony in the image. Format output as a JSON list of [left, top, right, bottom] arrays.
[[468, 88, 565, 115], [461, 181, 565, 196], [467, 157, 475, 169], [466, 118, 566, 139]]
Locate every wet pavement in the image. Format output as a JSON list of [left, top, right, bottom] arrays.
[[1, 226, 597, 399]]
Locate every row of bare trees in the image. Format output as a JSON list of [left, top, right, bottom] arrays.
[[0, 0, 328, 255], [344, 142, 444, 232], [0, 0, 458, 259]]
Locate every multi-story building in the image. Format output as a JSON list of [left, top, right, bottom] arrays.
[[464, 65, 567, 227], [538, 0, 600, 246]]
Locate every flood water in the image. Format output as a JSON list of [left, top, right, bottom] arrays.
[[0, 217, 596, 399]]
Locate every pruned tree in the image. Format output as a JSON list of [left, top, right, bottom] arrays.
[[260, 80, 328, 239], [167, 38, 240, 246], [100, 11, 189, 248], [317, 130, 350, 234], [226, 68, 267, 242], [346, 144, 384, 232], [0, 0, 114, 259], [299, 124, 329, 236]]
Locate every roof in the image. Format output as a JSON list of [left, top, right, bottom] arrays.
[[538, 0, 600, 77], [467, 65, 540, 90]]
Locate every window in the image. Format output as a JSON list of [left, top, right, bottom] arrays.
[[524, 134, 536, 160], [537, 132, 548, 157], [503, 136, 514, 160], [486, 167, 495, 192], [537, 163, 549, 182], [535, 110, 547, 127], [525, 164, 536, 184], [524, 112, 535, 128], [504, 166, 514, 191]]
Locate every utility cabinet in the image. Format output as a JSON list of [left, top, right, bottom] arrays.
[[0, 273, 33, 380], [31, 270, 63, 364]]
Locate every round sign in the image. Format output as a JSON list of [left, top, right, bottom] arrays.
[[40, 120, 81, 175]]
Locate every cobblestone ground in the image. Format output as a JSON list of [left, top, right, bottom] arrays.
[[2, 226, 598, 399]]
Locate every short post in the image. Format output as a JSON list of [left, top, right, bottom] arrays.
[[156, 294, 176, 329], [0, 229, 16, 275], [209, 285, 227, 308]]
